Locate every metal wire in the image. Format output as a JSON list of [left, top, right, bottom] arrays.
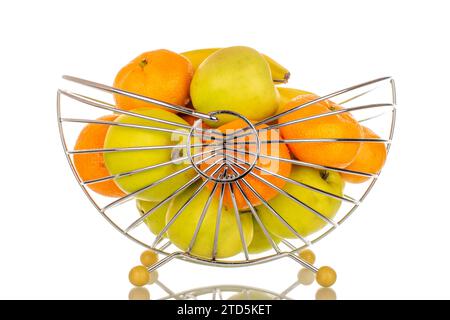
[[62, 76, 218, 121], [150, 161, 227, 247], [57, 75, 396, 270], [157, 285, 291, 300], [223, 76, 392, 141], [228, 103, 394, 142]]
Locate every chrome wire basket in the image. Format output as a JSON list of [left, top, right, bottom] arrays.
[[57, 75, 396, 275]]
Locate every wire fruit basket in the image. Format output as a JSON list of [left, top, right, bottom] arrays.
[[57, 74, 396, 278], [130, 263, 329, 300]]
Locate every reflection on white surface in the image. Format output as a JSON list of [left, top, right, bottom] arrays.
[[148, 271, 159, 285], [128, 267, 336, 300], [128, 287, 150, 300], [297, 268, 315, 285], [315, 287, 337, 300]]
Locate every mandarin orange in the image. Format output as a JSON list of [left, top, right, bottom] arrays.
[[341, 126, 387, 183], [180, 114, 211, 129], [278, 94, 363, 169], [73, 114, 126, 197], [113, 49, 193, 111]]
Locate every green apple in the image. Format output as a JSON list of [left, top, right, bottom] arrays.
[[247, 216, 281, 254], [136, 199, 169, 236], [190, 46, 279, 126], [166, 182, 253, 259], [257, 166, 344, 238], [228, 290, 276, 300], [103, 108, 195, 201]]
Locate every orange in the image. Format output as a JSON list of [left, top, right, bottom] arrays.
[[180, 114, 211, 129], [278, 94, 363, 168], [201, 119, 292, 210], [341, 126, 387, 183], [178, 102, 212, 130], [113, 49, 193, 111], [327, 100, 357, 123], [73, 114, 126, 198], [179, 102, 212, 128]]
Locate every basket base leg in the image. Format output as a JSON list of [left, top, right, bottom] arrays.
[[287, 253, 318, 273], [147, 252, 183, 273]]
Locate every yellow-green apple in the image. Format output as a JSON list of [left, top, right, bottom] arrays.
[[257, 166, 344, 238], [136, 199, 169, 236], [166, 182, 253, 259], [190, 46, 279, 126], [103, 108, 195, 201], [247, 216, 281, 254]]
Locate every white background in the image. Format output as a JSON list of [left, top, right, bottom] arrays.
[[1, 0, 449, 299]]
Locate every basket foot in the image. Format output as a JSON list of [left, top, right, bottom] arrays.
[[147, 252, 183, 273], [287, 253, 318, 273], [288, 253, 337, 287]]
